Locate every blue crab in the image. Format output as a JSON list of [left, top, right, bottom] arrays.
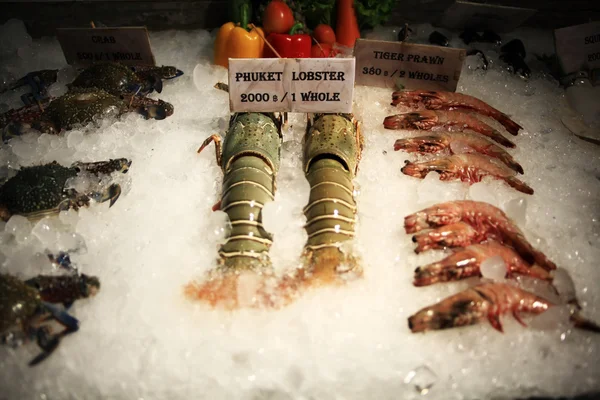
[[1, 271, 100, 366], [0, 69, 58, 105], [0, 158, 131, 221], [0, 87, 173, 140], [69, 62, 183, 96]]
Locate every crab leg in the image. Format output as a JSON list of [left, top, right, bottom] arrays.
[[127, 97, 174, 120], [73, 158, 132, 175], [28, 304, 80, 366]]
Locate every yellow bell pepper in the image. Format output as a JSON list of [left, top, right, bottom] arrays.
[[214, 22, 265, 68]]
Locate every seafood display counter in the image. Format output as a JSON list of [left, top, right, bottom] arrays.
[[1, 16, 600, 400]]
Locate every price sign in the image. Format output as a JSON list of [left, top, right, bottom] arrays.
[[555, 21, 600, 75], [354, 39, 465, 91], [228, 58, 355, 113], [57, 27, 155, 66]]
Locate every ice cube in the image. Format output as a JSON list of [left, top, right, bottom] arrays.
[[480, 255, 507, 280], [11, 139, 39, 161], [208, 210, 231, 245], [66, 131, 85, 148], [464, 52, 487, 71], [417, 172, 442, 204], [56, 232, 87, 253], [65, 172, 92, 193], [0, 19, 32, 55], [468, 182, 499, 206], [529, 304, 571, 331], [56, 66, 78, 85], [58, 209, 80, 228], [404, 365, 437, 395], [261, 200, 286, 235], [47, 83, 68, 98], [552, 268, 577, 304], [193, 63, 216, 92], [5, 215, 32, 244], [32, 217, 61, 248], [504, 197, 527, 225]]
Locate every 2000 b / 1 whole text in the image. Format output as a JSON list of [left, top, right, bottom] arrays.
[[240, 92, 341, 102]]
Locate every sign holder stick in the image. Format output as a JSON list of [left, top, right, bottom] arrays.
[[248, 24, 282, 59]]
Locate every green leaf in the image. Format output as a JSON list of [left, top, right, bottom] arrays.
[[354, 0, 395, 30]]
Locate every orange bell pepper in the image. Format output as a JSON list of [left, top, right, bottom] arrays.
[[214, 22, 265, 68]]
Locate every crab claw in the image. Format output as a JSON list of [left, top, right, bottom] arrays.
[[29, 302, 79, 366], [2, 122, 27, 142], [137, 100, 174, 120], [107, 184, 122, 207], [91, 183, 122, 207], [149, 74, 164, 93]]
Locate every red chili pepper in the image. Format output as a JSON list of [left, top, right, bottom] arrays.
[[263, 22, 312, 58]]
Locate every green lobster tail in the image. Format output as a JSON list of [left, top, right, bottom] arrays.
[[217, 112, 283, 271], [221, 113, 282, 173], [303, 113, 361, 175], [301, 113, 363, 282]]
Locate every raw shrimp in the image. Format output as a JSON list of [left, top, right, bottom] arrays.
[[413, 241, 552, 286], [384, 110, 515, 148], [391, 90, 523, 135], [408, 282, 600, 333], [404, 200, 557, 271], [401, 153, 533, 194], [394, 131, 523, 173]]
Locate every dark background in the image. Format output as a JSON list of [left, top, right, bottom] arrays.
[[0, 0, 598, 37]]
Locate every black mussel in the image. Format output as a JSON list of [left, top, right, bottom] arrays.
[[466, 49, 489, 70], [501, 39, 526, 59], [481, 30, 502, 45], [429, 31, 449, 47], [459, 29, 481, 45], [500, 52, 531, 79]]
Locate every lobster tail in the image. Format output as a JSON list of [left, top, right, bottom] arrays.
[[299, 113, 363, 287], [185, 113, 284, 309]]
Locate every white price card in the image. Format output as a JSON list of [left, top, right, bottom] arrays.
[[555, 21, 600, 75], [354, 39, 465, 91], [57, 27, 155, 66], [228, 58, 355, 113]]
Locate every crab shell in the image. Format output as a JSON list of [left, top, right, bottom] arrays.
[[0, 159, 130, 221], [0, 274, 41, 334], [69, 63, 148, 96]]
